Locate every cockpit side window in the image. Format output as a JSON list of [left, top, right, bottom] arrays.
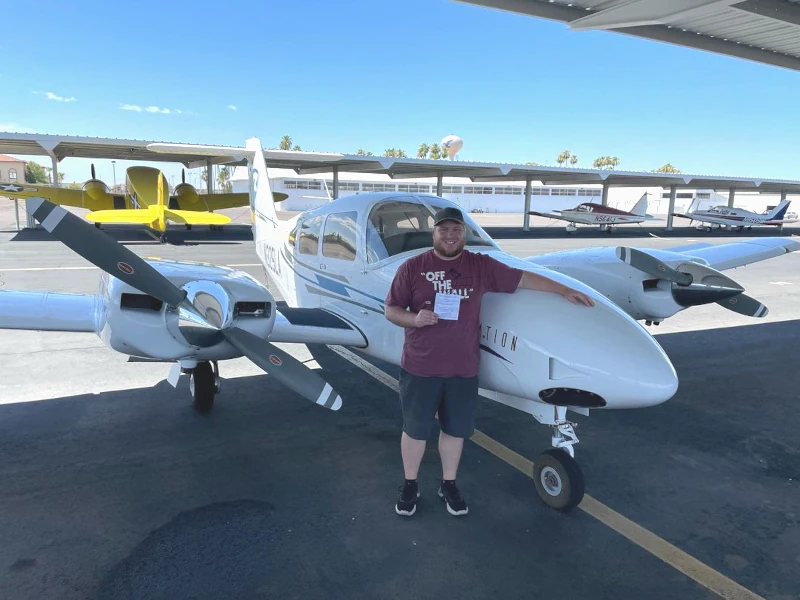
[[298, 215, 324, 256]]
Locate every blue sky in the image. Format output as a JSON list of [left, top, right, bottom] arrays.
[[1, 0, 799, 185]]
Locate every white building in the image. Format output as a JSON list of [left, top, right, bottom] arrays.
[[229, 167, 792, 216]]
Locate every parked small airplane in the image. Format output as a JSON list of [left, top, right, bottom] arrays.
[[528, 193, 655, 233], [0, 165, 287, 242], [671, 198, 797, 231], [2, 137, 798, 513]]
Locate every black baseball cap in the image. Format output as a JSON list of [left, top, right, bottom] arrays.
[[433, 207, 465, 226]]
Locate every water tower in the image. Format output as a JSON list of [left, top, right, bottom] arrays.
[[441, 135, 463, 160]]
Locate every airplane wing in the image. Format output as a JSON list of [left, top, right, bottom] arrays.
[[0, 182, 117, 211], [528, 210, 569, 221], [673, 238, 800, 271], [200, 191, 288, 211]]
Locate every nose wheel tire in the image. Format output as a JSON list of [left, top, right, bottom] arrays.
[[189, 361, 216, 413], [533, 448, 585, 512]]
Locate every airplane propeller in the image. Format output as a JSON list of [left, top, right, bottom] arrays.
[[24, 197, 343, 410], [615, 246, 768, 317], [91, 164, 96, 180]]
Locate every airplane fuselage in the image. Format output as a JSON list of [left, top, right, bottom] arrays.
[[253, 193, 678, 413]]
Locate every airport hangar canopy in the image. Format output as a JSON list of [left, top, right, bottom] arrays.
[[4, 131, 800, 230], [457, 0, 800, 72]]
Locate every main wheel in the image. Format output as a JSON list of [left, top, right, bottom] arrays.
[[159, 233, 168, 244], [189, 362, 216, 413], [533, 448, 585, 512]]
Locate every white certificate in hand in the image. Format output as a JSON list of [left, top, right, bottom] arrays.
[[434, 293, 461, 320]]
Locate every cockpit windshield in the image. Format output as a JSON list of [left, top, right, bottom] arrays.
[[365, 197, 496, 263]]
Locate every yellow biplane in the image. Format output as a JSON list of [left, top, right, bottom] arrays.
[[0, 165, 287, 242]]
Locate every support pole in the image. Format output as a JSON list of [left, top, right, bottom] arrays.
[[780, 190, 788, 233], [30, 139, 60, 228], [332, 167, 339, 200], [727, 187, 736, 208], [206, 159, 213, 194], [666, 185, 677, 231], [601, 181, 610, 207], [14, 199, 20, 231], [436, 171, 443, 196], [523, 176, 532, 232]]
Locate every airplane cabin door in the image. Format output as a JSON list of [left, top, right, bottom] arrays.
[[316, 210, 365, 324], [294, 214, 325, 308]]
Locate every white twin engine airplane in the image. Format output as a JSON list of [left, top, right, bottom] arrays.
[[672, 198, 797, 231], [529, 193, 655, 233], [2, 137, 798, 512]]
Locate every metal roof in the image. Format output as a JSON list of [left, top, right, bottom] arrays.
[[3, 132, 800, 193], [147, 140, 800, 194], [457, 0, 800, 71], [0, 132, 249, 168]]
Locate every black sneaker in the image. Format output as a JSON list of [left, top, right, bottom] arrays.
[[438, 480, 468, 516], [395, 481, 420, 516]]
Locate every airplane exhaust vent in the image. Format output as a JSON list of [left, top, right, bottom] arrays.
[[234, 301, 271, 318], [539, 387, 606, 408]]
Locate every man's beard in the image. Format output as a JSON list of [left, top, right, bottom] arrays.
[[434, 238, 465, 258]]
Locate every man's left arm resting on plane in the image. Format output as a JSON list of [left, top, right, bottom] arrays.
[[516, 271, 595, 307]]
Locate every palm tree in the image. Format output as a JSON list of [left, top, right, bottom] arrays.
[[292, 145, 302, 151], [417, 143, 430, 159], [609, 156, 620, 170], [570, 155, 578, 167], [279, 135, 292, 151], [217, 166, 232, 193], [653, 163, 681, 173], [593, 156, 606, 169], [429, 144, 441, 160], [525, 161, 539, 166]]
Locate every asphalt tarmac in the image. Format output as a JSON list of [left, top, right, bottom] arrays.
[[0, 216, 798, 600]]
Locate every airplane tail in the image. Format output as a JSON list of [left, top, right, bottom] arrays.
[[630, 193, 648, 216], [247, 137, 281, 229], [685, 197, 701, 214], [765, 199, 791, 221]]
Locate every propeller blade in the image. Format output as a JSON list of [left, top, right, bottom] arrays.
[[182, 169, 186, 185], [26, 198, 187, 307], [671, 282, 742, 308], [717, 293, 769, 318], [616, 246, 693, 286], [224, 327, 342, 411], [91, 164, 96, 180]]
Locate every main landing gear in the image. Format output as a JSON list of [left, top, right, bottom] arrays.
[[185, 361, 221, 413], [481, 391, 585, 511], [531, 406, 584, 511]]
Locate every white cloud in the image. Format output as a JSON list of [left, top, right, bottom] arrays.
[[121, 104, 182, 114], [0, 122, 37, 133], [40, 91, 76, 102], [227, 105, 237, 111]]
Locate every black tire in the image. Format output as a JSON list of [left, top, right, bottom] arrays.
[[190, 362, 215, 413], [532, 448, 585, 512], [185, 224, 192, 231]]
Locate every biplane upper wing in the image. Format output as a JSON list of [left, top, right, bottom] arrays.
[[0, 182, 118, 211]]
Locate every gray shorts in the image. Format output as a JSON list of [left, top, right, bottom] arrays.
[[398, 369, 479, 440]]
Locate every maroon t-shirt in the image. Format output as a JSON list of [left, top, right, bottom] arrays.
[[385, 249, 523, 378]]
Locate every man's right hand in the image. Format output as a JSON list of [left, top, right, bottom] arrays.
[[414, 309, 439, 327]]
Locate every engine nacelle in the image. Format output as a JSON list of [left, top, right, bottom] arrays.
[[96, 259, 275, 361], [172, 183, 204, 210], [82, 180, 113, 210]]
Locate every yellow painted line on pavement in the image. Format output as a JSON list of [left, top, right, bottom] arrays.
[[329, 345, 764, 600]]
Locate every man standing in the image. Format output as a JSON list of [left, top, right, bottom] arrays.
[[384, 207, 594, 517]]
